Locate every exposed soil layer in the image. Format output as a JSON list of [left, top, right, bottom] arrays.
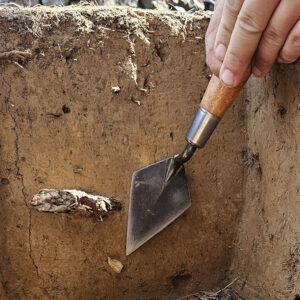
[[0, 6, 299, 300], [230, 65, 300, 300]]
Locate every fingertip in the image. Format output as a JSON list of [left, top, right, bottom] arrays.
[[277, 57, 284, 63], [214, 43, 227, 61], [210, 64, 222, 77], [220, 69, 235, 87], [206, 53, 222, 77], [277, 55, 297, 64], [220, 65, 250, 88], [252, 65, 264, 77]]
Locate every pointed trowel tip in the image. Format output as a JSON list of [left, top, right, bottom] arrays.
[[126, 241, 137, 256], [126, 232, 147, 255], [126, 247, 133, 256]]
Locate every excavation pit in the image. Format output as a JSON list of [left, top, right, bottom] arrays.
[[0, 6, 299, 300]]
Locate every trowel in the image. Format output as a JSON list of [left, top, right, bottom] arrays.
[[126, 71, 250, 255]]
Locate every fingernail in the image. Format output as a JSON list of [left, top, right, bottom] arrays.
[[252, 66, 263, 77], [215, 43, 226, 60], [220, 69, 235, 87]]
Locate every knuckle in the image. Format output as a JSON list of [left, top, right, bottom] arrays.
[[255, 56, 270, 69], [238, 11, 263, 34], [254, 57, 271, 73], [219, 21, 232, 37], [262, 26, 283, 47], [225, 50, 243, 67], [225, 0, 241, 17]]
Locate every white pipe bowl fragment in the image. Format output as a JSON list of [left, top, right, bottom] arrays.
[[31, 189, 121, 218]]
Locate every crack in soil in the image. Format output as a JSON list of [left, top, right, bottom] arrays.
[[6, 93, 40, 278]]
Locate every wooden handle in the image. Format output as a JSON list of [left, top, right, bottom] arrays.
[[200, 69, 251, 118]]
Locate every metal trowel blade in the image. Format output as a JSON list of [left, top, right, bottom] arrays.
[[126, 157, 191, 255]]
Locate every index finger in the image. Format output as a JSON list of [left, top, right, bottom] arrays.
[[219, 0, 280, 87]]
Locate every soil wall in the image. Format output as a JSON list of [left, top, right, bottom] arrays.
[[230, 65, 300, 300], [0, 7, 246, 300], [0, 6, 299, 300]]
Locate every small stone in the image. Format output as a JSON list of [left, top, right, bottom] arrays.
[[73, 166, 83, 173], [131, 97, 141, 105], [107, 257, 123, 273], [111, 86, 121, 94]]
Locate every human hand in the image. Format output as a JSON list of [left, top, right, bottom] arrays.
[[205, 0, 300, 87]]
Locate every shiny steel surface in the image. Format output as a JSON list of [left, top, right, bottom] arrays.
[[126, 157, 191, 255], [186, 107, 220, 148]]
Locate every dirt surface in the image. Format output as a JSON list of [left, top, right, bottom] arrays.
[[0, 7, 244, 300], [229, 64, 300, 300], [0, 5, 298, 300]]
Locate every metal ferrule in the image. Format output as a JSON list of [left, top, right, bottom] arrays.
[[186, 107, 220, 148]]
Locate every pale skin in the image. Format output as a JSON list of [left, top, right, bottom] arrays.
[[206, 0, 300, 87]]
